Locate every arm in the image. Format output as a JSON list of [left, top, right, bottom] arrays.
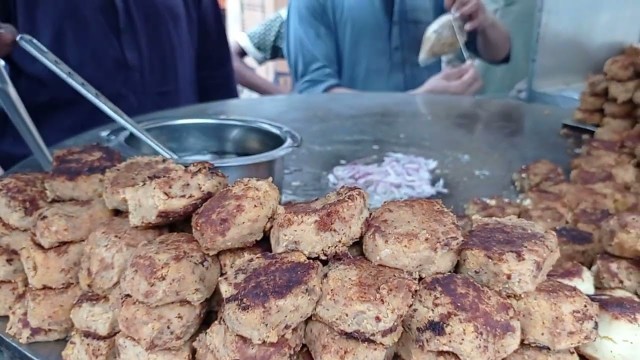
[[286, 0, 351, 93], [230, 40, 285, 95], [196, 0, 238, 101], [445, 0, 511, 64]]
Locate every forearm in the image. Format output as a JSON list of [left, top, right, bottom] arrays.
[[327, 86, 356, 93], [233, 60, 285, 95], [476, 15, 511, 63]]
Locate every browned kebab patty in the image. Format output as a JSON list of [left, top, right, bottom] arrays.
[[45, 145, 122, 201]]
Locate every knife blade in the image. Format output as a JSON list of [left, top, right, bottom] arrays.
[[450, 15, 471, 62]]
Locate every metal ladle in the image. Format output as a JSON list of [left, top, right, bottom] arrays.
[[0, 58, 53, 170], [16, 34, 178, 159]]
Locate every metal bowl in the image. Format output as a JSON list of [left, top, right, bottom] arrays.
[[101, 117, 302, 188]]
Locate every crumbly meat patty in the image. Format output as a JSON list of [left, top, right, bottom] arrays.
[[118, 297, 205, 351], [115, 334, 192, 360], [25, 285, 81, 332], [600, 212, 640, 259], [548, 261, 595, 295], [363, 199, 463, 277], [270, 186, 369, 259], [554, 226, 602, 267], [6, 298, 69, 343], [70, 287, 123, 338], [314, 257, 417, 346], [34, 199, 112, 249], [464, 197, 521, 219], [102, 156, 183, 211], [0, 173, 48, 230], [510, 280, 598, 351], [20, 239, 84, 289], [120, 232, 219, 306], [45, 145, 122, 201], [504, 345, 578, 360], [305, 320, 395, 360], [458, 216, 560, 295], [591, 253, 640, 295], [192, 178, 280, 256], [219, 251, 322, 344], [513, 160, 565, 193], [0, 247, 24, 282], [403, 273, 521, 360], [0, 278, 25, 315], [62, 331, 117, 360], [396, 331, 460, 360], [79, 216, 166, 295], [124, 161, 227, 227], [194, 319, 305, 360]]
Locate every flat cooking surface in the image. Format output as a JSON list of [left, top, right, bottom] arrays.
[[3, 93, 574, 359]]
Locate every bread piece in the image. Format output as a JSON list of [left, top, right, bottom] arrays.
[[45, 145, 122, 201], [548, 261, 595, 295], [464, 197, 521, 219], [115, 334, 192, 360], [418, 13, 465, 64], [577, 291, 640, 360], [591, 253, 640, 295], [79, 217, 166, 295], [600, 213, 640, 259], [102, 156, 183, 211], [404, 274, 521, 360], [363, 199, 463, 277], [20, 239, 84, 289], [124, 161, 227, 227], [120, 233, 219, 306], [554, 227, 601, 267], [513, 160, 566, 193], [305, 320, 395, 360], [26, 284, 81, 331], [70, 289, 123, 338], [604, 55, 636, 81], [270, 186, 369, 259], [34, 199, 112, 249], [511, 280, 598, 350], [0, 172, 48, 230], [6, 298, 69, 343], [314, 257, 417, 346], [62, 331, 117, 360], [194, 320, 304, 360], [192, 178, 279, 255], [458, 217, 560, 295], [118, 297, 205, 351], [219, 252, 322, 343], [505, 345, 578, 360]]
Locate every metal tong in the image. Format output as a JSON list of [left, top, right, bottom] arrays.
[[0, 59, 53, 170], [16, 34, 178, 159]]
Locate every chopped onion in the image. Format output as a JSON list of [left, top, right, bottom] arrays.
[[327, 152, 447, 208]]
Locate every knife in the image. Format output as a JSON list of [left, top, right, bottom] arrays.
[[450, 14, 471, 62]]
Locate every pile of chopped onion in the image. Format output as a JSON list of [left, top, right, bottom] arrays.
[[327, 152, 447, 208]]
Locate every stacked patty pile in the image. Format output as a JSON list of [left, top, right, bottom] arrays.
[[465, 133, 640, 358], [1, 146, 120, 344], [1, 141, 637, 359], [574, 44, 640, 128]]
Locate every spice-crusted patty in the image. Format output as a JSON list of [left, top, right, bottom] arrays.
[[0, 173, 48, 230]]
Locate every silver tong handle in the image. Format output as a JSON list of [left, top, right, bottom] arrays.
[[0, 59, 53, 170], [16, 34, 178, 159]]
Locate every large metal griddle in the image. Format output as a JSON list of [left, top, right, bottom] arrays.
[[2, 93, 575, 360]]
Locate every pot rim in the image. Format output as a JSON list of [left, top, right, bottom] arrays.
[[101, 115, 302, 167]]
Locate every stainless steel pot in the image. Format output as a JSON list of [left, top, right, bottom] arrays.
[[100, 117, 302, 188]]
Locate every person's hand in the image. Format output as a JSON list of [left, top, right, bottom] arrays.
[[0, 23, 17, 57], [412, 61, 483, 95], [444, 0, 490, 32]]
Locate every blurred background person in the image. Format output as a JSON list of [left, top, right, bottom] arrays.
[[477, 0, 537, 96], [286, 0, 511, 95], [230, 7, 288, 95], [0, 0, 237, 170]]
